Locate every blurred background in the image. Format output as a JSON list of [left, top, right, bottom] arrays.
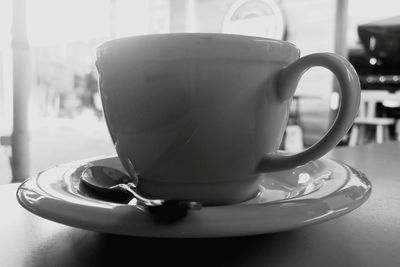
[[1, 0, 400, 183]]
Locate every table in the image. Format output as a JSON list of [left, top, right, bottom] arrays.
[[1, 142, 400, 267], [284, 94, 321, 152], [359, 90, 400, 118], [349, 90, 400, 146], [290, 94, 321, 125]]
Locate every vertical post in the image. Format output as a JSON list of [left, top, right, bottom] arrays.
[[109, 0, 117, 38], [334, 0, 348, 58], [11, 0, 31, 182], [185, 0, 197, 32], [330, 0, 349, 124], [169, 0, 188, 33], [169, 0, 197, 33]]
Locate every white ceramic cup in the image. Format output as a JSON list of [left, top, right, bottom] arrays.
[[96, 33, 360, 205]]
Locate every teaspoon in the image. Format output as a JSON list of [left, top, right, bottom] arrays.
[[80, 165, 202, 212]]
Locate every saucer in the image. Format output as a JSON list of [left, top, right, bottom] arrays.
[[17, 155, 371, 238]]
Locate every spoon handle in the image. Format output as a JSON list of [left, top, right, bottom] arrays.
[[120, 183, 202, 210], [118, 183, 164, 206]]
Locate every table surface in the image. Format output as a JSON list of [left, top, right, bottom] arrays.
[[1, 142, 400, 267]]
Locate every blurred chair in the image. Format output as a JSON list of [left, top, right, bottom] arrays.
[[348, 92, 398, 146]]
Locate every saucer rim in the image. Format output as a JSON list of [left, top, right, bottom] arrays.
[[16, 156, 372, 238]]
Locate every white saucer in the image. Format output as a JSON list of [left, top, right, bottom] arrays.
[[17, 155, 371, 238]]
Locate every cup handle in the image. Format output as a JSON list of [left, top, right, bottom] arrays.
[[257, 53, 360, 172]]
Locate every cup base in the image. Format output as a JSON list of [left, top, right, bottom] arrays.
[[137, 177, 260, 206]]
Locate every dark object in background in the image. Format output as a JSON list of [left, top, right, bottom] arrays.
[[358, 16, 400, 63], [347, 16, 400, 139], [349, 16, 400, 92], [348, 48, 400, 92]]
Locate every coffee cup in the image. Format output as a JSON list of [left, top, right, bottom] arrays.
[[96, 33, 360, 205]]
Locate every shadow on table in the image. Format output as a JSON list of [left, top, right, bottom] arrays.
[[24, 229, 304, 267]]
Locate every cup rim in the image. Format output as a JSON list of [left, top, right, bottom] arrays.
[[95, 33, 300, 62], [97, 33, 298, 52]]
